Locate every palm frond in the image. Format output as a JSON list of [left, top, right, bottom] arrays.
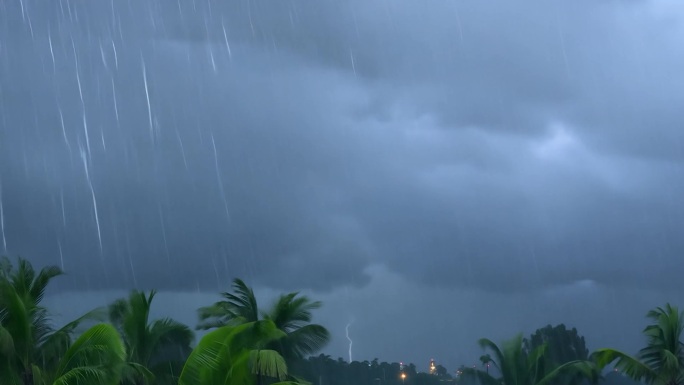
[[52, 365, 120, 385], [195, 316, 232, 331], [226, 279, 259, 322], [29, 265, 62, 304], [537, 360, 598, 385], [0, 324, 15, 356], [0, 256, 12, 279], [0, 281, 32, 365], [52, 323, 126, 384], [118, 290, 156, 364], [279, 324, 330, 359], [150, 318, 194, 347], [32, 306, 57, 349], [107, 298, 129, 330], [591, 348, 655, 382], [180, 320, 287, 385], [178, 325, 235, 385], [11, 258, 36, 297], [31, 363, 46, 385], [250, 349, 288, 380], [197, 279, 259, 330], [478, 337, 506, 372], [120, 361, 156, 384], [500, 334, 525, 385], [40, 307, 107, 362], [528, 343, 548, 384], [0, 358, 22, 385], [147, 317, 194, 364], [266, 293, 321, 332]]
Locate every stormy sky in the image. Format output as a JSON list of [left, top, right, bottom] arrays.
[[2, 0, 684, 370]]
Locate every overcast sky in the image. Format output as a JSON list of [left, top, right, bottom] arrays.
[[2, 0, 684, 371]]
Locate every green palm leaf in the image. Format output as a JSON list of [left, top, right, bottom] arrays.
[[250, 349, 288, 379], [264, 292, 329, 359], [120, 361, 155, 385], [281, 324, 330, 359], [0, 324, 15, 356], [197, 279, 330, 363], [52, 366, 120, 385], [29, 265, 63, 305], [266, 293, 321, 331], [51, 323, 125, 385], [0, 280, 32, 366], [197, 278, 260, 330], [179, 325, 242, 385], [478, 338, 505, 372], [179, 320, 289, 385], [39, 308, 107, 366], [108, 290, 194, 385]]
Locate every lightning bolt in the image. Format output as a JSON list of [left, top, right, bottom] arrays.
[[345, 318, 355, 363]]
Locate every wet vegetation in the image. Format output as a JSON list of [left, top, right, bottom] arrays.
[[2, 257, 683, 385]]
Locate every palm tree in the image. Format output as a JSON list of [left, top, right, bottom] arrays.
[[592, 304, 684, 385], [197, 279, 259, 328], [462, 334, 597, 385], [49, 323, 127, 385], [179, 319, 299, 385], [524, 324, 590, 385], [263, 292, 330, 361], [108, 290, 194, 385], [197, 278, 329, 361], [0, 257, 121, 385]]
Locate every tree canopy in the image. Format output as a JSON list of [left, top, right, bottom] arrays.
[[6, 256, 684, 385]]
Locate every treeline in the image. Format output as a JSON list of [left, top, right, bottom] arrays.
[[1, 257, 683, 385], [289, 356, 448, 385], [289, 325, 595, 385]]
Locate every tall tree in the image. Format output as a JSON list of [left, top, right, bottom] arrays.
[[108, 290, 194, 385], [524, 324, 589, 385], [593, 304, 684, 385], [197, 278, 330, 361], [462, 334, 597, 385], [0, 257, 121, 385], [525, 325, 589, 363]]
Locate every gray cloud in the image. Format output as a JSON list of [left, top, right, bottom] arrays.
[[2, 0, 684, 302]]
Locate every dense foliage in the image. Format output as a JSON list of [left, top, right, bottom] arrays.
[[197, 278, 330, 362], [2, 257, 683, 385], [0, 257, 125, 385]]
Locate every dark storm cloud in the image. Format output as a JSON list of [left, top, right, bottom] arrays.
[[1, 0, 684, 295]]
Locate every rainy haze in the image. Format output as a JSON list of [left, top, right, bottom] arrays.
[[1, 0, 684, 380]]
